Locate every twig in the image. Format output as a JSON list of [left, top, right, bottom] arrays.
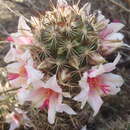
[[109, 0, 130, 13]]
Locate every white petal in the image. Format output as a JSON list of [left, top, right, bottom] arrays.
[[105, 33, 124, 41], [57, 94, 63, 104], [73, 72, 89, 109], [107, 22, 124, 33], [20, 50, 33, 66], [87, 93, 103, 116], [56, 104, 76, 115], [9, 77, 25, 87], [89, 64, 105, 77], [45, 75, 62, 93], [89, 53, 121, 77], [103, 53, 121, 72], [81, 125, 87, 130], [6, 62, 21, 73], [9, 121, 20, 130], [48, 95, 57, 124], [4, 45, 18, 63], [102, 73, 124, 95], [73, 72, 89, 102], [17, 88, 30, 105], [18, 16, 32, 36], [25, 65, 43, 84]]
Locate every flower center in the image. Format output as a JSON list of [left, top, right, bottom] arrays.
[[13, 113, 23, 122], [19, 66, 27, 77], [87, 76, 110, 94], [39, 88, 58, 110]]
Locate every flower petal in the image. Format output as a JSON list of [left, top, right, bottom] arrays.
[[18, 16, 32, 36], [6, 63, 21, 73], [89, 64, 105, 78], [105, 33, 124, 41], [102, 73, 124, 95], [73, 72, 89, 109], [20, 50, 33, 66], [25, 65, 43, 84], [17, 88, 30, 105], [9, 121, 20, 130], [27, 88, 46, 108], [45, 75, 62, 93], [103, 53, 121, 72], [89, 53, 121, 77], [4, 45, 18, 63], [81, 125, 87, 130], [56, 104, 76, 115], [48, 95, 57, 124], [106, 22, 124, 33], [87, 93, 103, 116]]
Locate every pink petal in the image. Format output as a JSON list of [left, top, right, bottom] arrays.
[[14, 36, 33, 46], [6, 36, 14, 42], [8, 73, 19, 80]]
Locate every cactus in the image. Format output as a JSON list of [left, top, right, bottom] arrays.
[[3, 0, 125, 129], [29, 1, 108, 89]]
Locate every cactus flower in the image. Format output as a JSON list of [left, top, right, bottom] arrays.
[[6, 108, 31, 130], [99, 22, 124, 55], [10, 16, 35, 50], [26, 75, 76, 124], [6, 50, 43, 87], [73, 53, 124, 116]]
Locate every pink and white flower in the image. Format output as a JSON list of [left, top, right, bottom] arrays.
[[25, 75, 76, 124], [73, 54, 124, 116], [99, 22, 125, 55], [6, 50, 43, 87], [6, 108, 31, 130], [9, 16, 34, 50]]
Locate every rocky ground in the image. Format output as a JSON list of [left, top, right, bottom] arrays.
[[0, 0, 130, 130]]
